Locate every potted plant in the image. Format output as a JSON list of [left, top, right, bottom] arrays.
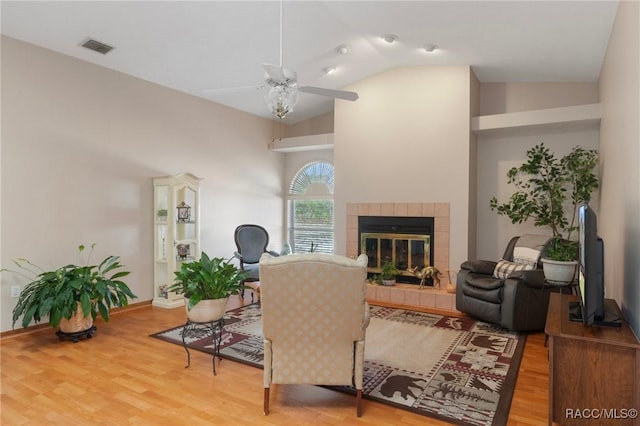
[[490, 143, 599, 283], [377, 261, 399, 286], [8, 244, 136, 334], [168, 252, 248, 322]]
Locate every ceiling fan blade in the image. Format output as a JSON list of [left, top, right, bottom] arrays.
[[298, 86, 359, 101], [203, 84, 264, 94]]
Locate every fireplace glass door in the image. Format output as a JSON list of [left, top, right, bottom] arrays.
[[361, 232, 430, 276]]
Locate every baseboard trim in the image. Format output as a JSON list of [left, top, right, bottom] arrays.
[[1, 300, 152, 340]]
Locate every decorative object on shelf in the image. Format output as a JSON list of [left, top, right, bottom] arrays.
[[176, 201, 191, 223], [168, 252, 248, 323], [159, 284, 168, 299], [153, 173, 201, 308], [407, 265, 442, 289], [6, 244, 137, 337], [176, 243, 190, 260], [157, 209, 168, 218], [490, 143, 598, 283]]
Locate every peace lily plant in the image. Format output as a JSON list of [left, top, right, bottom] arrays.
[[8, 244, 136, 333]]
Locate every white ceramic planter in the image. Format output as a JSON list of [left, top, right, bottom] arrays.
[[541, 258, 578, 284], [185, 297, 228, 323]]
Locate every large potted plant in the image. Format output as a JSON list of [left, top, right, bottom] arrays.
[[8, 244, 136, 334], [490, 143, 599, 283], [168, 253, 248, 323]]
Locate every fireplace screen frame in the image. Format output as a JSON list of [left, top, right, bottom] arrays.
[[358, 215, 435, 284], [361, 232, 430, 278]]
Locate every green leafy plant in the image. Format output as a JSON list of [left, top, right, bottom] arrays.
[[8, 244, 136, 329], [378, 261, 399, 282], [168, 253, 248, 310], [490, 143, 599, 261]]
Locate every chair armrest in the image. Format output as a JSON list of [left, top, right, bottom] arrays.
[[267, 250, 280, 257], [363, 302, 371, 329], [460, 260, 497, 275], [233, 251, 244, 261], [508, 269, 545, 289]]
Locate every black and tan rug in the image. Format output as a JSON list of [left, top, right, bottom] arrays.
[[151, 304, 525, 426]]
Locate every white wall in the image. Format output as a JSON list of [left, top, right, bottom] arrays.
[[0, 36, 284, 332], [333, 66, 474, 270], [598, 0, 640, 335]]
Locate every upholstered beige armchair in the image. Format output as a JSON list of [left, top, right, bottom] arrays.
[[259, 253, 370, 417]]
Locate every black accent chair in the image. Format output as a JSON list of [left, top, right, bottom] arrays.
[[456, 236, 554, 331], [233, 224, 279, 300]]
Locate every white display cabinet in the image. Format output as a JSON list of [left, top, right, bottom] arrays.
[[152, 173, 202, 308]]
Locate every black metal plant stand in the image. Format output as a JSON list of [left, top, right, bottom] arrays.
[[181, 318, 224, 375], [56, 326, 97, 343]]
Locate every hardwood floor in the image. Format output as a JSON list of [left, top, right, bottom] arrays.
[[0, 295, 549, 425]]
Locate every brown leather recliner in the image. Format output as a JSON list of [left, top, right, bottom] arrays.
[[456, 235, 554, 331]]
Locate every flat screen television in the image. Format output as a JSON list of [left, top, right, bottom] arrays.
[[569, 203, 620, 327]]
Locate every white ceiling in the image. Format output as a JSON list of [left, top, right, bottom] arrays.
[[1, 1, 619, 124]]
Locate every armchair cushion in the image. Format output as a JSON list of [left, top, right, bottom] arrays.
[[493, 259, 534, 279]]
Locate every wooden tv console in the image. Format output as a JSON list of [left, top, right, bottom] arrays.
[[545, 293, 640, 425]]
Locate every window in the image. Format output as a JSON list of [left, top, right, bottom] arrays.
[[287, 161, 334, 254]]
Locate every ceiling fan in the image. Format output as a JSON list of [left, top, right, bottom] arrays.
[[204, 1, 358, 120]]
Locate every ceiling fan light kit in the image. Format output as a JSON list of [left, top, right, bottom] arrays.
[[265, 85, 299, 119]]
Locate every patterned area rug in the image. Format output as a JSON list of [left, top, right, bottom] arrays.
[[151, 304, 525, 426]]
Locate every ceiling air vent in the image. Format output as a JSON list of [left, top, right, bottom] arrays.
[[81, 38, 114, 55]]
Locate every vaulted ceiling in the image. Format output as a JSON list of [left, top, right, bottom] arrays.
[[1, 1, 618, 123]]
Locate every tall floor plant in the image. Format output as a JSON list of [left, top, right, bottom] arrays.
[[490, 143, 599, 261]]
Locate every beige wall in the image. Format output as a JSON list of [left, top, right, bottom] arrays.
[[0, 36, 285, 332], [333, 66, 474, 271], [284, 112, 334, 138], [598, 0, 640, 334], [480, 82, 599, 115], [468, 70, 480, 261]]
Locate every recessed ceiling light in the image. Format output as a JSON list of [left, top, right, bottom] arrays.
[[424, 44, 438, 53], [381, 34, 398, 44], [323, 66, 337, 75], [336, 44, 350, 55]]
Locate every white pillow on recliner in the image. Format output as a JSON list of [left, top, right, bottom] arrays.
[[493, 259, 534, 279]]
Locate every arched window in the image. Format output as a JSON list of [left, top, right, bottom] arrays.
[[287, 161, 334, 254]]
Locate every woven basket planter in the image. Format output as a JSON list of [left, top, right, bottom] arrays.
[[58, 302, 94, 333]]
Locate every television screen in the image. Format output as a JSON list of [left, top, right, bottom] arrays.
[[570, 203, 619, 327]]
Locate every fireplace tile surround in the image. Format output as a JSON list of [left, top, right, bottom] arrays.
[[346, 202, 458, 313]]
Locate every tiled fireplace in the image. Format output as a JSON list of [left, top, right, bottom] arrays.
[[346, 202, 458, 313]]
